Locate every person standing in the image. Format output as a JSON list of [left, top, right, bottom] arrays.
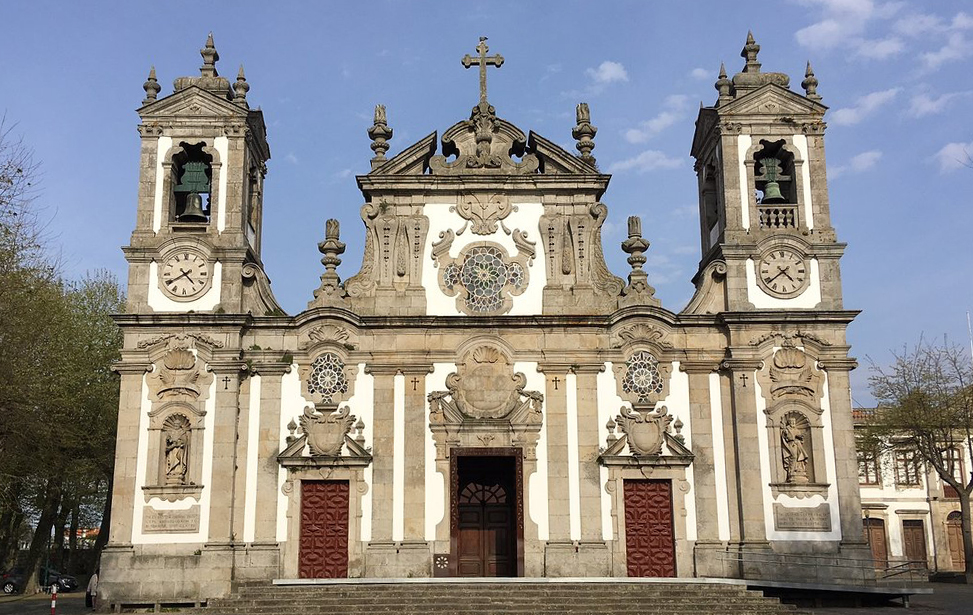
[[85, 570, 98, 610]]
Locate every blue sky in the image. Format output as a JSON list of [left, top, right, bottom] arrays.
[[1, 1, 971, 404]]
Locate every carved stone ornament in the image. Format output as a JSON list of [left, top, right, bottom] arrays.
[[767, 345, 819, 400], [163, 414, 191, 485], [615, 405, 673, 456], [780, 412, 811, 484], [428, 106, 539, 176], [432, 236, 534, 316], [613, 350, 672, 406], [427, 345, 544, 459], [299, 324, 356, 351], [301, 352, 355, 405], [137, 332, 224, 350], [298, 405, 356, 457], [610, 323, 673, 349], [749, 330, 832, 348], [453, 193, 515, 235], [147, 341, 213, 401]]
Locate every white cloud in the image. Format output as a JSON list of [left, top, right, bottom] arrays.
[[920, 32, 973, 70], [623, 95, 690, 144], [855, 36, 904, 59], [830, 150, 882, 178], [829, 88, 900, 125], [333, 168, 353, 179], [794, 0, 904, 58], [934, 141, 973, 173], [285, 153, 299, 165], [585, 61, 628, 85], [608, 150, 683, 174], [689, 67, 712, 80], [908, 91, 973, 117]]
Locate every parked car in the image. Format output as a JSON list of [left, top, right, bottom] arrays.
[[1, 567, 78, 594]]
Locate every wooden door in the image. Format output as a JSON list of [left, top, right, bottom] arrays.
[[947, 512, 966, 570], [863, 518, 887, 568], [901, 520, 927, 567], [624, 480, 675, 577], [299, 480, 349, 578], [457, 479, 514, 576]]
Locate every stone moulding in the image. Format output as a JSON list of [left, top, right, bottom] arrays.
[[598, 432, 694, 469], [770, 482, 830, 499], [142, 484, 203, 503]]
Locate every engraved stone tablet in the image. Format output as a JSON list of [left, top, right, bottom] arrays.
[[142, 505, 200, 533], [773, 503, 831, 532]]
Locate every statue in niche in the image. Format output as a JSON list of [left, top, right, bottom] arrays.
[[780, 415, 810, 483], [164, 415, 191, 485]]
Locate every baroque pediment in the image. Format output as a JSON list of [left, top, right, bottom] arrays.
[[718, 83, 827, 118], [138, 85, 249, 120]]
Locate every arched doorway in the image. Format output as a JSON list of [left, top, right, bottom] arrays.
[[947, 511, 966, 570]]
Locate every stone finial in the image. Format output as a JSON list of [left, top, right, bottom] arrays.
[[620, 215, 659, 305], [200, 32, 220, 78], [143, 66, 161, 104], [233, 65, 250, 107], [741, 30, 761, 73], [802, 61, 821, 101], [715, 63, 732, 105], [367, 104, 393, 170], [572, 102, 597, 165], [310, 218, 347, 307]]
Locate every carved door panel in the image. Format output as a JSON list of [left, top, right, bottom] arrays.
[[863, 518, 887, 568], [947, 513, 965, 570], [299, 480, 349, 578], [457, 484, 514, 576], [901, 520, 927, 567], [624, 480, 675, 577]]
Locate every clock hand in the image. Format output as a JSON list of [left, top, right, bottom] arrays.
[[777, 265, 795, 282], [766, 269, 787, 283], [170, 269, 193, 284]]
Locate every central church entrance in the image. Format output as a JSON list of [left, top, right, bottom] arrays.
[[451, 451, 523, 576]]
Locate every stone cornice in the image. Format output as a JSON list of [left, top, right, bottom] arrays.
[[679, 360, 723, 374], [817, 358, 859, 371], [720, 358, 764, 371], [248, 362, 293, 376], [111, 361, 153, 375]]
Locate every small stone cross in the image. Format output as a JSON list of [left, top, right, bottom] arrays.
[[739, 374, 749, 388], [462, 37, 504, 104], [411, 377, 420, 391], [551, 376, 560, 391], [222, 376, 231, 390]]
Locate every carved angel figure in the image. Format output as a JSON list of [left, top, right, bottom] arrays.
[[163, 415, 191, 485], [780, 415, 810, 483]]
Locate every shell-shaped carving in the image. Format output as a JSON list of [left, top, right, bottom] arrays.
[[163, 348, 196, 371], [471, 346, 502, 364], [773, 346, 807, 370]]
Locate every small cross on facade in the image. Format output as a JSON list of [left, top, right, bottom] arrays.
[[551, 376, 560, 391], [222, 376, 231, 390], [411, 377, 420, 391], [462, 36, 504, 104], [739, 374, 749, 387]]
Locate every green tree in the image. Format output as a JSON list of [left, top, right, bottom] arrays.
[[867, 339, 973, 582]]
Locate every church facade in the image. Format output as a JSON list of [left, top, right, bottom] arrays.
[[102, 34, 870, 607]]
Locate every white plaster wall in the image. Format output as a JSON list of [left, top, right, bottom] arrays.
[[348, 365, 375, 542], [424, 364, 453, 541], [214, 136, 229, 233], [565, 373, 581, 541], [737, 135, 752, 230], [152, 136, 173, 233], [709, 372, 732, 541], [392, 373, 406, 542], [132, 375, 216, 544], [791, 134, 815, 231], [661, 363, 695, 541], [745, 257, 821, 309], [755, 358, 841, 541], [518, 361, 549, 541], [422, 202, 546, 316], [242, 375, 261, 543], [147, 260, 222, 312], [596, 366, 624, 541]]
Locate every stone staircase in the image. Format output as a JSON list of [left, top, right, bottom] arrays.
[[185, 580, 807, 615]]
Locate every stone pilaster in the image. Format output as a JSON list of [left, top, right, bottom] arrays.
[[539, 366, 571, 542], [366, 366, 397, 543], [681, 361, 722, 543], [108, 361, 152, 544], [253, 362, 290, 543], [574, 367, 604, 542], [207, 358, 248, 543], [402, 366, 433, 541], [721, 357, 767, 545]]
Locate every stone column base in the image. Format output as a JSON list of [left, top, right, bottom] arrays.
[[544, 541, 611, 576], [364, 541, 432, 577]]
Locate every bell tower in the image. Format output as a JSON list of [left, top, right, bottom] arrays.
[[123, 34, 279, 314], [689, 33, 842, 312]]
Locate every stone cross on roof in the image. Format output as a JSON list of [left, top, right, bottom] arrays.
[[462, 37, 504, 104]]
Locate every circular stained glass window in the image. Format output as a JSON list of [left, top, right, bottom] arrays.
[[622, 351, 664, 402], [307, 352, 348, 400], [459, 246, 508, 313]]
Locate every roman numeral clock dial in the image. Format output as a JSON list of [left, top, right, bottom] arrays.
[[757, 248, 809, 298], [160, 251, 211, 301]]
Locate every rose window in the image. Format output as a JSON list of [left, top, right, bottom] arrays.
[[622, 351, 664, 403], [436, 241, 531, 316], [307, 353, 348, 401]]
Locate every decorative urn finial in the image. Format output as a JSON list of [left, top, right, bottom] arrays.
[[741, 30, 761, 73], [310, 219, 347, 307], [620, 215, 658, 305], [802, 61, 821, 101], [367, 104, 393, 169], [572, 102, 598, 166], [143, 66, 161, 104], [200, 32, 219, 77], [715, 63, 732, 105], [233, 65, 250, 107]]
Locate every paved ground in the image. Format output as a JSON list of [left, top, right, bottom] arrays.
[[0, 583, 968, 614]]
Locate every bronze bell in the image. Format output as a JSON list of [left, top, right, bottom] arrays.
[[760, 181, 786, 204], [179, 192, 208, 222]]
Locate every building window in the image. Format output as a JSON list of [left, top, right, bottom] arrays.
[[858, 450, 880, 485], [943, 448, 965, 499], [894, 451, 921, 487]]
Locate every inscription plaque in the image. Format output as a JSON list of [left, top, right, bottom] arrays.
[[142, 505, 200, 533], [773, 503, 832, 532]]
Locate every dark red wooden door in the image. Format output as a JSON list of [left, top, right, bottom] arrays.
[[457, 480, 514, 576], [299, 480, 349, 578], [624, 480, 675, 577]]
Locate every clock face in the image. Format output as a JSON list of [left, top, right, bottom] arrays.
[[758, 248, 808, 298], [160, 251, 211, 300]]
